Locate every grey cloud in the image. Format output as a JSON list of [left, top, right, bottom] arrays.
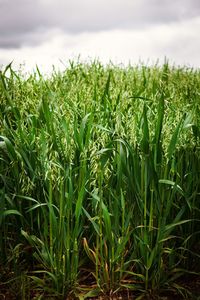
[[0, 16, 200, 71], [0, 27, 61, 49], [0, 0, 200, 48]]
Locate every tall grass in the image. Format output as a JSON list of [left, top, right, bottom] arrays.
[[0, 61, 200, 299]]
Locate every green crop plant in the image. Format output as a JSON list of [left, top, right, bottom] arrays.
[[0, 61, 199, 299]]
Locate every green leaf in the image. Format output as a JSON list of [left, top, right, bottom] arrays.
[[167, 115, 184, 159], [2, 209, 22, 217]]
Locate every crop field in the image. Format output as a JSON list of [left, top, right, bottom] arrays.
[[0, 62, 200, 299]]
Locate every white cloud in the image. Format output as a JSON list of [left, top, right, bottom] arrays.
[[0, 16, 199, 74]]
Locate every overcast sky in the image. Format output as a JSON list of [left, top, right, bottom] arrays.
[[0, 0, 199, 73]]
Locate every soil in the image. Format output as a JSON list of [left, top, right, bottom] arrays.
[[0, 269, 199, 300]]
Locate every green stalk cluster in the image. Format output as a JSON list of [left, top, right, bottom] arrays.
[[0, 61, 199, 299]]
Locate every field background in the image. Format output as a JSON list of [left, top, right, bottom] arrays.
[[0, 62, 200, 299]]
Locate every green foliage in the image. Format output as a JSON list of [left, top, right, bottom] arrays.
[[0, 61, 200, 299]]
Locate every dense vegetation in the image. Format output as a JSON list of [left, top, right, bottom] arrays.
[[0, 62, 200, 299]]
